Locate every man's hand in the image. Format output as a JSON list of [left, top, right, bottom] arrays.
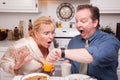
[[46, 48, 61, 63]]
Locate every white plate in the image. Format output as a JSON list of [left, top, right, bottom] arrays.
[[65, 74, 97, 80], [21, 73, 50, 80]]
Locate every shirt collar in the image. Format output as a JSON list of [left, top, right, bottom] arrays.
[[80, 29, 101, 43], [88, 29, 101, 43]]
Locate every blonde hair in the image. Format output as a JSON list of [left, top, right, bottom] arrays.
[[29, 16, 55, 37]]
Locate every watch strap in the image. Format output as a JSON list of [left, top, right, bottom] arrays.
[[61, 48, 65, 58]]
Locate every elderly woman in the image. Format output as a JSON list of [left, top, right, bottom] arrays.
[[0, 16, 56, 75]]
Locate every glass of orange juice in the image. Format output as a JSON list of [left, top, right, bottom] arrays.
[[43, 62, 54, 75]]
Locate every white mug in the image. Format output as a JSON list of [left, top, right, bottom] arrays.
[[61, 63, 71, 77]]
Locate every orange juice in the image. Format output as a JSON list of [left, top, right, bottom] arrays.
[[43, 62, 54, 72]]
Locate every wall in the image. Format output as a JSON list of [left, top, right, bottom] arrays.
[[100, 14, 120, 34], [0, 13, 39, 35], [0, 0, 120, 35]]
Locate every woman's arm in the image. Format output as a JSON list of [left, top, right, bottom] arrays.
[[0, 46, 17, 75], [0, 46, 32, 75]]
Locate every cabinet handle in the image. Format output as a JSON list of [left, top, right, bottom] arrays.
[[2, 2, 6, 4], [36, 3, 37, 8]]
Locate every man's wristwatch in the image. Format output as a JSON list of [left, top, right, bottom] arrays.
[[61, 48, 65, 58]]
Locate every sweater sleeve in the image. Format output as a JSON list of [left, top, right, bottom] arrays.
[[0, 46, 17, 75]]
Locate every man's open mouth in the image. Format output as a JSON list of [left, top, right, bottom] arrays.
[[80, 30, 84, 34], [48, 41, 51, 44]]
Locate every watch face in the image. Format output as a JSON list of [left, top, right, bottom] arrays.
[[56, 3, 75, 21]]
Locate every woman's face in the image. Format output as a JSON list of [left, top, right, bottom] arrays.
[[35, 23, 55, 48]]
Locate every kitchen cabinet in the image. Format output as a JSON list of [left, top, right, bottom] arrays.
[[90, 0, 120, 13], [0, 0, 39, 13]]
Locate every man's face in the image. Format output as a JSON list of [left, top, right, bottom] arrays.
[[75, 9, 98, 39]]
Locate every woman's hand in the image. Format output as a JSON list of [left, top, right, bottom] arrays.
[[46, 48, 61, 63], [14, 46, 32, 70], [49, 65, 55, 76]]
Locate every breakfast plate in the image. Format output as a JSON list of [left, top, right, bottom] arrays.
[[21, 73, 50, 80], [64, 74, 97, 80]]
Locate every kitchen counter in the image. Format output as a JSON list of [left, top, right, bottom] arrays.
[[0, 40, 15, 58], [0, 40, 15, 48]]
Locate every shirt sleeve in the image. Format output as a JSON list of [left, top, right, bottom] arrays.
[[86, 38, 119, 67], [0, 46, 16, 75]]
